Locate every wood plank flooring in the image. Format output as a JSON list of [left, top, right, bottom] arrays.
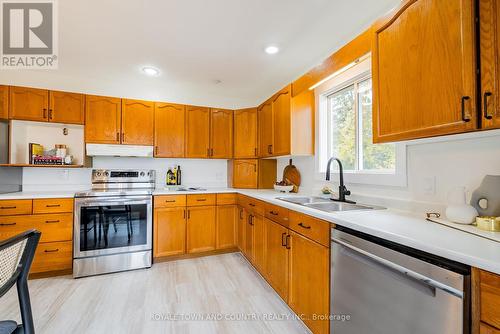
[[0, 253, 310, 334]]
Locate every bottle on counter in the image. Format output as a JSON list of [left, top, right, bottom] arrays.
[[173, 166, 178, 185], [166, 168, 174, 186], [176, 165, 181, 185]]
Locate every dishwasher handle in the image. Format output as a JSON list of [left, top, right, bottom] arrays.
[[332, 237, 464, 299]]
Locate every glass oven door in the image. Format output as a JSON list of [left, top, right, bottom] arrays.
[[74, 196, 152, 258]]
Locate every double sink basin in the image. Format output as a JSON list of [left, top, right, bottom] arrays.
[[277, 196, 384, 213]]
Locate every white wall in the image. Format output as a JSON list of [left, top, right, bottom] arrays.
[[21, 157, 229, 191], [278, 131, 500, 213]]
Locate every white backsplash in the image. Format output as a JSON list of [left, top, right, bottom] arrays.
[[22, 157, 229, 191]]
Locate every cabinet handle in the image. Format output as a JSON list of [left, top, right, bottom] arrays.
[[0, 222, 16, 226], [44, 248, 59, 253], [254, 148, 258, 157], [298, 222, 311, 229], [267, 145, 273, 154], [122, 133, 125, 142], [48, 109, 53, 120], [249, 203, 255, 207], [116, 132, 120, 142], [207, 148, 210, 157], [0, 206, 16, 209], [239, 209, 243, 219], [43, 108, 47, 118], [210, 148, 214, 157], [187, 210, 190, 219], [46, 204, 61, 208], [285, 234, 291, 249], [196, 198, 207, 202], [461, 96, 471, 122], [155, 146, 158, 155], [45, 220, 60, 224], [165, 200, 176, 203], [281, 232, 287, 247], [269, 210, 278, 216], [249, 215, 254, 226], [484, 91, 493, 120], [183, 210, 186, 219]]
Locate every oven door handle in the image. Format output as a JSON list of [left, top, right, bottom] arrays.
[[332, 237, 464, 299], [76, 196, 152, 207]]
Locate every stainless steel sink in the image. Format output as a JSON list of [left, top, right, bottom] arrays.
[[277, 196, 384, 212]]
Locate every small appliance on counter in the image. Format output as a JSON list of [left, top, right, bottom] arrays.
[[73, 169, 155, 278]]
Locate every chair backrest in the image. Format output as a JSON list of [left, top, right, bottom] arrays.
[[0, 230, 41, 298]]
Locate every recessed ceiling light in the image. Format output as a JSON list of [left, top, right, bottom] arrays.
[[141, 66, 160, 77], [265, 45, 279, 55]]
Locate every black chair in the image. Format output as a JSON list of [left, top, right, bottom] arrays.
[[0, 230, 41, 334]]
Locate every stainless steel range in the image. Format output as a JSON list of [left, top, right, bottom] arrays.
[[73, 169, 155, 278]]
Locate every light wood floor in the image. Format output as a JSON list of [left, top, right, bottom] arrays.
[[0, 253, 310, 334]]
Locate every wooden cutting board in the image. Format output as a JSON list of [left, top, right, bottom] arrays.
[[283, 159, 301, 193]]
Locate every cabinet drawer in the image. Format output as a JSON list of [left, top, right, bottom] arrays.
[[154, 195, 186, 208], [33, 198, 73, 214], [264, 203, 289, 227], [245, 198, 265, 216], [31, 241, 72, 273], [288, 211, 330, 247], [187, 194, 216, 206], [481, 270, 500, 329], [216, 193, 237, 205], [0, 200, 32, 216], [0, 213, 73, 243]]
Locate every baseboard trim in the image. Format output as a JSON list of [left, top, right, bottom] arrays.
[[153, 247, 239, 263]]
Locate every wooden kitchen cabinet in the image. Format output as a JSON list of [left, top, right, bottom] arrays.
[[154, 207, 186, 257], [154, 102, 185, 157], [481, 323, 500, 334], [31, 241, 73, 274], [372, 0, 477, 142], [185, 105, 211, 158], [244, 213, 254, 262], [479, 270, 500, 330], [480, 0, 500, 129], [234, 108, 258, 158], [186, 206, 216, 253], [121, 99, 154, 145], [288, 230, 330, 334], [48, 91, 85, 124], [231, 159, 276, 189], [265, 218, 289, 302], [216, 205, 237, 249], [9, 86, 49, 122], [237, 206, 246, 252], [252, 213, 266, 273], [0, 85, 8, 119], [210, 108, 233, 158], [258, 102, 273, 157], [272, 88, 291, 156], [85, 95, 122, 144]]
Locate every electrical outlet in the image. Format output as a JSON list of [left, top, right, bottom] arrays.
[[422, 176, 436, 195]]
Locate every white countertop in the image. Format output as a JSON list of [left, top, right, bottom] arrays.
[[1, 188, 499, 274]]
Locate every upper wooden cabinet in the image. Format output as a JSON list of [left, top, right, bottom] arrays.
[[185, 106, 211, 158], [85, 95, 122, 144], [9, 86, 49, 122], [258, 85, 314, 157], [372, 0, 477, 142], [49, 91, 85, 124], [480, 0, 500, 129], [121, 99, 154, 145], [154, 102, 185, 157], [210, 108, 233, 158], [234, 108, 258, 158], [231, 159, 276, 189], [0, 86, 8, 120]]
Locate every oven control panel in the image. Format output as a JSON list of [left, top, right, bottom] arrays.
[[92, 169, 156, 183]]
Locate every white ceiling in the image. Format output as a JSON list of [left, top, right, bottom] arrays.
[[0, 0, 400, 109]]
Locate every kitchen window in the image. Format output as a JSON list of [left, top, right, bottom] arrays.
[[315, 56, 406, 186]]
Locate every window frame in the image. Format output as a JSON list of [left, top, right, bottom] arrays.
[[314, 56, 407, 187]]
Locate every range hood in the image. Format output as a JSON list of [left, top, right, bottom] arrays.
[[86, 144, 154, 157]]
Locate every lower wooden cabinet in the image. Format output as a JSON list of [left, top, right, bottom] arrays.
[[288, 230, 330, 334], [252, 214, 266, 273], [481, 322, 500, 334], [216, 205, 237, 249], [244, 214, 254, 261], [265, 218, 290, 302], [237, 206, 246, 252], [31, 240, 72, 274], [154, 207, 186, 257], [478, 269, 500, 331], [186, 206, 216, 253]]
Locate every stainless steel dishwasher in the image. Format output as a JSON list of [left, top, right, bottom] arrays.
[[331, 227, 470, 334]]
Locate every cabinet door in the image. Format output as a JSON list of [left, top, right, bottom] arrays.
[[289, 230, 330, 334], [481, 322, 500, 334], [234, 108, 258, 158], [154, 207, 186, 257], [0, 85, 8, 120], [210, 108, 233, 158], [85, 95, 122, 144], [154, 102, 185, 157], [232, 159, 258, 189], [272, 88, 291, 156], [237, 206, 246, 252], [185, 106, 210, 158], [9, 86, 49, 121], [252, 214, 266, 274], [186, 206, 216, 253], [372, 0, 477, 142], [121, 99, 154, 145], [265, 218, 289, 302], [216, 205, 237, 249], [244, 213, 254, 262], [258, 102, 274, 157], [49, 91, 85, 124], [480, 0, 500, 129]]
